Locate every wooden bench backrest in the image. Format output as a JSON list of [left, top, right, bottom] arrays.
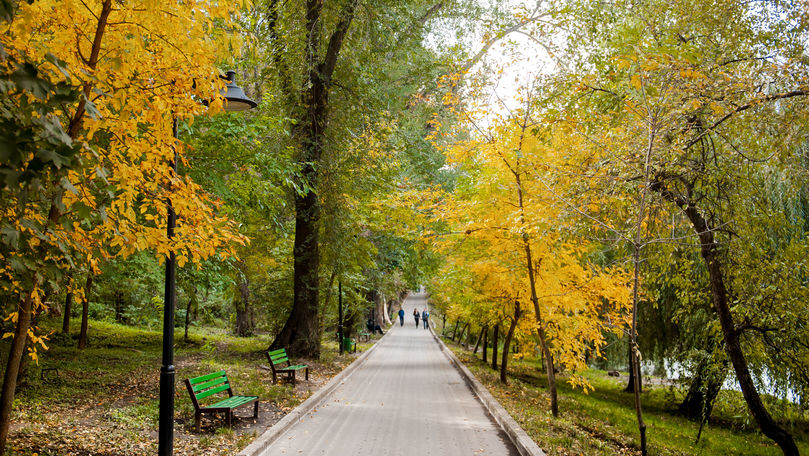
[[267, 348, 290, 367], [186, 370, 233, 409]]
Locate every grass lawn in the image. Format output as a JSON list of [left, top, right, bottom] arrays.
[[443, 338, 809, 456], [1, 317, 374, 455]]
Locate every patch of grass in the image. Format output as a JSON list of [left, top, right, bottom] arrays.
[[445, 339, 809, 456], [1, 316, 361, 456]]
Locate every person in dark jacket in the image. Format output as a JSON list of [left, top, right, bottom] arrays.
[[422, 309, 429, 329], [398, 308, 405, 326], [413, 308, 420, 327]]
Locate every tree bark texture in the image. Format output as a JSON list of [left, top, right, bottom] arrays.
[[78, 274, 93, 349], [654, 179, 798, 455], [270, 0, 358, 359]]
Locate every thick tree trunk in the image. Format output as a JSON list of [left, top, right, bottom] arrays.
[[491, 324, 499, 370], [382, 295, 391, 326], [501, 303, 521, 384], [62, 289, 72, 334], [655, 181, 799, 455], [78, 275, 93, 349], [235, 277, 254, 337], [374, 290, 386, 328], [0, 292, 34, 456], [270, 0, 358, 360], [452, 320, 460, 340]]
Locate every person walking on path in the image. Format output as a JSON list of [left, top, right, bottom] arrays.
[[422, 309, 429, 329], [398, 308, 405, 326], [413, 308, 420, 327]]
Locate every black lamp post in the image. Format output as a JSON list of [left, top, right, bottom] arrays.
[[158, 71, 256, 456]]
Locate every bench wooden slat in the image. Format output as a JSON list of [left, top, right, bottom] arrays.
[[192, 377, 227, 393], [268, 348, 286, 357], [270, 355, 288, 364], [209, 395, 258, 409], [195, 383, 231, 401], [189, 370, 227, 385]]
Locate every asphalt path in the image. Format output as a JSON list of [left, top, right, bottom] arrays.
[[257, 292, 519, 455]]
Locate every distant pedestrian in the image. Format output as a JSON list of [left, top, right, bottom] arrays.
[[398, 308, 405, 326], [422, 309, 429, 329], [413, 308, 420, 327]]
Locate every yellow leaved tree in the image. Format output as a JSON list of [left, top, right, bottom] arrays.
[[0, 1, 247, 451], [432, 97, 631, 417]]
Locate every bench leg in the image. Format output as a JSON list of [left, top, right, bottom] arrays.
[[227, 410, 233, 427], [195, 412, 201, 432], [272, 371, 277, 384], [254, 401, 259, 419], [305, 368, 309, 381]]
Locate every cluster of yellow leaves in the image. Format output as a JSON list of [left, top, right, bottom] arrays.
[[1, 0, 248, 358], [431, 112, 632, 391]]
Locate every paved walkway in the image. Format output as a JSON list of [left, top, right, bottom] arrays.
[[257, 293, 519, 455]]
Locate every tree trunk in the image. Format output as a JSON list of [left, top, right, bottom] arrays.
[[464, 323, 472, 349], [184, 285, 196, 342], [515, 166, 559, 417], [235, 276, 254, 337], [0, 291, 35, 456], [452, 320, 460, 340], [374, 290, 386, 328], [655, 181, 799, 455], [624, 343, 643, 393], [536, 324, 558, 416], [382, 295, 392, 326], [270, 0, 358, 360], [501, 302, 521, 384], [78, 274, 93, 349], [62, 289, 72, 334], [321, 269, 337, 336], [473, 326, 485, 354], [491, 324, 499, 370], [482, 326, 488, 363]]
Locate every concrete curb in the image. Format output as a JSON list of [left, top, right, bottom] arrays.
[[238, 331, 390, 456], [429, 325, 547, 456]]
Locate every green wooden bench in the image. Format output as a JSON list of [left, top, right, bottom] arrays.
[[184, 370, 259, 432], [266, 348, 309, 384]]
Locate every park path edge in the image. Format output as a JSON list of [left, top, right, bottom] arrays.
[[237, 332, 389, 456], [429, 323, 547, 456]]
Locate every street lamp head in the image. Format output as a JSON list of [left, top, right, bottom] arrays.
[[221, 70, 257, 112]]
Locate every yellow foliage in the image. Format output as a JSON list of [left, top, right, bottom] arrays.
[[431, 112, 632, 391]]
